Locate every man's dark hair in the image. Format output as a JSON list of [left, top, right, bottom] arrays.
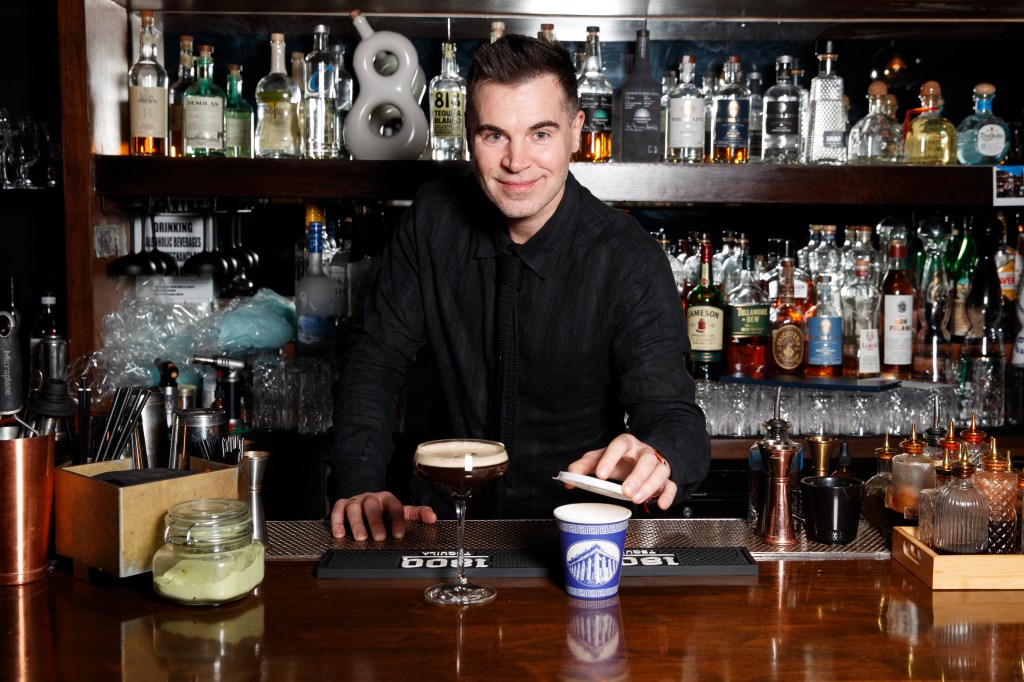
[[465, 33, 580, 132]]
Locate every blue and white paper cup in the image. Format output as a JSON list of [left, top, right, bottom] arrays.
[[553, 503, 632, 600]]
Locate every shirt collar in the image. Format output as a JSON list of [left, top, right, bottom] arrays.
[[474, 172, 581, 281]]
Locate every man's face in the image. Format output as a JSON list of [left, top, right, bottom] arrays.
[[468, 75, 584, 240]]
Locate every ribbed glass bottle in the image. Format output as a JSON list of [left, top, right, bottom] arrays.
[[932, 458, 989, 554], [974, 441, 1018, 553]]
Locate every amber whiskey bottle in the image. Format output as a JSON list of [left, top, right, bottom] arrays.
[[768, 258, 805, 375], [880, 239, 916, 379]]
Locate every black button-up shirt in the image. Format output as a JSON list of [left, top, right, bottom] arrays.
[[332, 172, 710, 518]]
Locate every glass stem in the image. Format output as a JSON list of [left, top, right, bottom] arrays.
[[454, 497, 468, 584]]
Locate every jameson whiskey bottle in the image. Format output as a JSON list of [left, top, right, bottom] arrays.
[[182, 45, 226, 157], [804, 274, 843, 377], [128, 10, 167, 156], [686, 241, 725, 380], [255, 33, 302, 158], [768, 258, 805, 375], [666, 55, 705, 164], [620, 30, 661, 162], [726, 254, 769, 377], [168, 35, 195, 157], [429, 40, 466, 161], [841, 259, 881, 378], [880, 239, 916, 379], [710, 56, 750, 163], [576, 26, 613, 162]]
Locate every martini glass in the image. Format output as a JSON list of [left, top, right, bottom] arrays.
[[413, 439, 508, 605]]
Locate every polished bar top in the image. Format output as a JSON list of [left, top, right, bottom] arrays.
[[5, 530, 1024, 678]]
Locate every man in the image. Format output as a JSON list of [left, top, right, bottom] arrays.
[[331, 34, 710, 541]]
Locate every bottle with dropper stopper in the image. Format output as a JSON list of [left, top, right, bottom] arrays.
[[933, 445, 989, 554], [974, 437, 1018, 554], [861, 433, 899, 539]]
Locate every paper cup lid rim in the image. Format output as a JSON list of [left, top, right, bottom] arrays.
[[553, 502, 632, 524]]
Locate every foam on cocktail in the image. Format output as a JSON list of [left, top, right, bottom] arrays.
[[415, 440, 508, 468]]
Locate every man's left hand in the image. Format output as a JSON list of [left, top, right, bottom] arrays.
[[566, 434, 677, 510]]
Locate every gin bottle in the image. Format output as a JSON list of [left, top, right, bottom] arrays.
[[255, 33, 302, 159], [847, 80, 903, 164], [577, 26, 613, 163], [182, 45, 226, 157], [841, 259, 881, 378], [429, 40, 466, 161], [761, 55, 801, 164], [804, 274, 843, 377], [906, 81, 957, 165], [168, 35, 195, 158], [224, 65, 253, 158], [956, 83, 1010, 165], [128, 10, 167, 157], [913, 217, 952, 382], [808, 42, 846, 164], [666, 55, 704, 163], [710, 55, 750, 163], [621, 29, 662, 162], [303, 25, 340, 159]]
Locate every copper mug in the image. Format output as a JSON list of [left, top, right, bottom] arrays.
[[0, 433, 55, 585]]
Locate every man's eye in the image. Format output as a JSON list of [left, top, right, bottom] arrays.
[[534, 131, 550, 140]]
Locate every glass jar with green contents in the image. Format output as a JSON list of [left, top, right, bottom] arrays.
[[153, 498, 264, 606]]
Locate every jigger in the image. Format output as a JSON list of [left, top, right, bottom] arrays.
[[761, 443, 801, 546], [240, 450, 270, 549], [806, 435, 838, 478]]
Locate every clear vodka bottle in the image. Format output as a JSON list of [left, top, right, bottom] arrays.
[[808, 42, 846, 164], [957, 83, 1011, 165], [429, 41, 466, 161], [761, 55, 801, 164], [303, 25, 340, 159], [847, 80, 904, 164], [667, 55, 704, 163]]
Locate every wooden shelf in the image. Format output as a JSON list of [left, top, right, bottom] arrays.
[[93, 155, 994, 206]]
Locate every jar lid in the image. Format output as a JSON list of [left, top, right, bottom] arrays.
[[164, 498, 252, 548]]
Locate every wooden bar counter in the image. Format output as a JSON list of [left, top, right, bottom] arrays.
[[6, 518, 1024, 680]]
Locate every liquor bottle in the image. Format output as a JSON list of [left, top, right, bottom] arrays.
[[761, 55, 802, 164], [906, 81, 957, 165], [841, 258, 882, 378], [681, 232, 707, 296], [0, 278, 22, 418], [295, 221, 340, 357], [685, 240, 725, 380], [537, 23, 559, 47], [328, 216, 351, 322], [28, 290, 63, 394], [620, 30, 661, 162], [656, 232, 686, 303], [807, 41, 846, 165], [932, 454, 989, 554], [303, 25, 340, 159], [804, 274, 843, 377], [846, 80, 903, 164], [764, 241, 814, 313], [807, 224, 843, 286], [490, 21, 505, 44], [961, 213, 1006, 427], [429, 39, 466, 161], [956, 83, 1010, 165], [702, 65, 718, 162], [332, 42, 354, 156], [710, 56, 750, 163], [168, 35, 195, 158], [182, 45, 226, 157], [768, 259, 805, 375], [974, 440, 1017, 554], [290, 50, 306, 155], [721, 233, 749, 296], [912, 218, 952, 382], [995, 214, 1020, 352], [861, 434, 898, 538], [796, 224, 820, 272], [576, 26, 613, 163], [746, 64, 764, 160], [880, 240, 915, 379], [713, 231, 735, 288], [725, 254, 769, 377], [224, 65, 253, 158], [255, 33, 302, 159], [792, 65, 812, 164], [128, 10, 167, 157], [949, 215, 977, 347], [842, 225, 882, 288], [659, 69, 676, 160]]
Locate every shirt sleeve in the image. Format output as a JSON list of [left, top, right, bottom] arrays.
[[329, 200, 430, 501], [611, 238, 711, 502]]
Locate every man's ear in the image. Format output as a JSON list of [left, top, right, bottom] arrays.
[[570, 109, 584, 154]]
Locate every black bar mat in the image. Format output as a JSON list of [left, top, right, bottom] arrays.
[[316, 546, 757, 579]]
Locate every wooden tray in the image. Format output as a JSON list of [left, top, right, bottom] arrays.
[[892, 526, 1024, 590]]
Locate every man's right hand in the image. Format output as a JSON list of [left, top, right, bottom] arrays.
[[330, 492, 438, 541]]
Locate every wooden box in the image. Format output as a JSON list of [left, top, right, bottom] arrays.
[[55, 458, 240, 577], [892, 526, 1024, 590]]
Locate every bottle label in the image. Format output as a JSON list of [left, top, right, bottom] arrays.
[[883, 294, 913, 365], [997, 258, 1017, 300], [258, 102, 298, 153], [807, 315, 842, 366], [130, 86, 168, 138], [857, 328, 881, 374], [668, 96, 704, 149], [728, 303, 769, 337], [713, 98, 750, 149], [183, 96, 224, 147], [580, 93, 613, 133], [768, 279, 809, 302], [623, 89, 661, 134], [951, 277, 971, 336], [225, 116, 250, 150], [297, 314, 334, 345], [431, 90, 464, 138], [822, 130, 846, 149], [771, 324, 804, 370], [764, 101, 799, 135], [687, 305, 724, 351], [977, 123, 1007, 157]]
